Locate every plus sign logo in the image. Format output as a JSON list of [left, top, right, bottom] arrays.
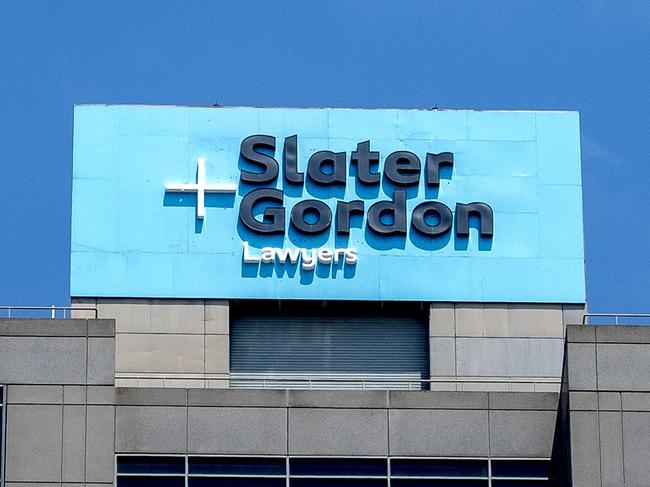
[[164, 157, 236, 220]]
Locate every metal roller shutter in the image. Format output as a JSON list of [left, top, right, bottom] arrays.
[[230, 301, 429, 390]]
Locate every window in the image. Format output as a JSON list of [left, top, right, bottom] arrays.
[[1, 385, 4, 487], [116, 456, 558, 486]]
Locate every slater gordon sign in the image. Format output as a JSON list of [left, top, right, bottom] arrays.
[[165, 135, 494, 270], [71, 106, 586, 302]]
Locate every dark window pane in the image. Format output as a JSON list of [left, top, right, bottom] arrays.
[[491, 460, 552, 479], [291, 479, 387, 487], [117, 476, 185, 487], [492, 481, 555, 487], [189, 456, 286, 475], [391, 481, 488, 487], [117, 456, 185, 474], [190, 478, 286, 487], [290, 457, 387, 476], [391, 459, 488, 478]]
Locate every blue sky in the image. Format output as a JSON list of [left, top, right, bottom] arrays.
[[0, 1, 648, 312]]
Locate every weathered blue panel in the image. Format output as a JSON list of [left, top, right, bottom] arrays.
[[71, 105, 585, 302]]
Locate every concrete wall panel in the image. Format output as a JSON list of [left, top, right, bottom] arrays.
[[597, 344, 650, 391], [456, 337, 563, 377], [86, 405, 116, 482], [6, 385, 63, 404], [64, 386, 87, 405], [115, 406, 187, 453], [483, 304, 509, 337], [88, 337, 115, 385], [508, 304, 563, 337], [62, 405, 86, 482], [489, 410, 556, 457], [205, 300, 229, 334], [567, 343, 597, 390], [289, 408, 387, 456], [97, 299, 150, 333], [598, 411, 624, 487], [622, 411, 650, 487], [389, 409, 488, 456], [562, 304, 586, 326], [0, 337, 87, 384], [569, 411, 602, 487], [205, 334, 229, 374], [5, 404, 63, 482], [4, 484, 62, 487], [115, 333, 204, 373], [429, 337, 456, 376], [289, 390, 388, 409], [429, 303, 455, 337], [455, 304, 484, 336], [150, 299, 204, 334], [189, 407, 287, 455]]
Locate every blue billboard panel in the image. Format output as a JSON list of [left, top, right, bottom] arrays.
[[71, 106, 585, 302]]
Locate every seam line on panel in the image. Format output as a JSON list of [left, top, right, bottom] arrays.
[[454, 304, 458, 390], [60, 391, 64, 487], [186, 388, 189, 455], [84, 386, 88, 484], [619, 392, 625, 486], [203, 299, 206, 384], [594, 342, 603, 486]]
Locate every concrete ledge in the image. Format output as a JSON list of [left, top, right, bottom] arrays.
[[0, 336, 88, 384], [489, 392, 559, 410], [569, 391, 598, 411], [0, 318, 116, 338], [595, 326, 650, 344], [289, 390, 388, 408], [598, 392, 622, 411], [116, 387, 187, 406], [5, 484, 62, 487], [87, 319, 116, 337], [63, 386, 86, 404], [389, 391, 487, 409], [0, 319, 88, 336], [6, 385, 63, 404], [188, 389, 288, 407], [621, 393, 650, 411], [87, 386, 116, 405], [566, 325, 595, 343]]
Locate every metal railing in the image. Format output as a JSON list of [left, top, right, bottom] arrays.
[[0, 305, 98, 319], [115, 372, 561, 391], [582, 313, 650, 325]]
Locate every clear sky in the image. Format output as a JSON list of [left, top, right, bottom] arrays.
[[0, 1, 648, 312]]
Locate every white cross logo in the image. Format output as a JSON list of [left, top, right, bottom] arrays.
[[164, 157, 237, 219]]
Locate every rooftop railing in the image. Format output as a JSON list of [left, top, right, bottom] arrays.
[[582, 313, 650, 325], [0, 305, 98, 319], [115, 372, 561, 391]]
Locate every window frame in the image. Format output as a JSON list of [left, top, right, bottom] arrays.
[[115, 454, 557, 487], [1, 384, 5, 487]]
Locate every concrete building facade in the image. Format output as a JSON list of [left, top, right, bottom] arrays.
[[3, 317, 650, 486], [3, 105, 639, 486]]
